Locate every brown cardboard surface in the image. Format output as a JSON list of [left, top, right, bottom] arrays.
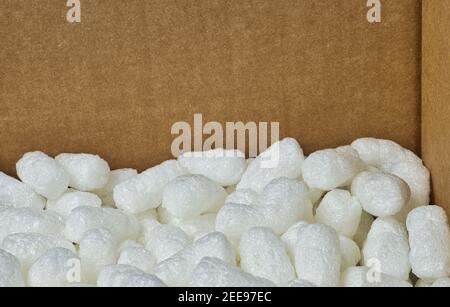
[[1, 0, 420, 176], [422, 0, 450, 214]]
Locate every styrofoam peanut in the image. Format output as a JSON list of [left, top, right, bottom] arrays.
[[17, 151, 70, 199], [302, 146, 365, 191], [237, 138, 305, 193], [162, 175, 227, 219], [406, 206, 450, 279], [55, 153, 111, 191], [113, 160, 187, 214], [0, 172, 46, 209], [179, 148, 247, 186], [362, 217, 411, 280], [315, 189, 362, 238], [351, 171, 410, 217], [294, 224, 341, 287]]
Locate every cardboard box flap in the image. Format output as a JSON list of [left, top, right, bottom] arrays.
[[422, 0, 450, 214]]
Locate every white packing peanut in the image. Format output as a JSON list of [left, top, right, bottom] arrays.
[[0, 172, 46, 209], [46, 191, 102, 218], [162, 174, 227, 219], [64, 206, 140, 243], [237, 138, 305, 193], [55, 153, 111, 191], [113, 160, 187, 214], [302, 146, 365, 191], [79, 228, 118, 283], [315, 189, 362, 238], [97, 264, 166, 287], [351, 171, 410, 217], [0, 233, 75, 275], [0, 249, 25, 287], [28, 247, 80, 287], [406, 205, 450, 279], [362, 217, 411, 281], [239, 227, 295, 285], [94, 168, 138, 207], [190, 257, 276, 287], [179, 148, 247, 186], [16, 151, 70, 199], [143, 224, 191, 263], [255, 177, 314, 234], [339, 236, 361, 272], [117, 247, 156, 274], [294, 224, 341, 287], [0, 207, 64, 243]]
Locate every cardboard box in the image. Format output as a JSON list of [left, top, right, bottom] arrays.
[[0, 1, 448, 214]]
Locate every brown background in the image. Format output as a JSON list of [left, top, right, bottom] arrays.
[[0, 0, 420, 171], [3, 1, 446, 213], [422, 0, 450, 213]]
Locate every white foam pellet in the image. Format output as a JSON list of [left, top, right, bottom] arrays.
[[237, 138, 305, 193], [113, 160, 187, 214], [117, 247, 156, 274], [315, 189, 362, 238], [16, 151, 70, 200], [1, 233, 75, 274], [152, 249, 195, 287], [302, 146, 365, 191], [353, 211, 374, 248], [288, 279, 316, 287], [384, 161, 431, 221], [119, 240, 143, 251], [339, 236, 361, 272], [215, 203, 265, 246], [46, 191, 102, 218], [138, 218, 161, 246], [154, 232, 236, 287], [255, 178, 314, 234], [431, 278, 450, 288], [64, 207, 140, 243], [294, 224, 341, 287], [55, 153, 111, 191], [406, 206, 450, 279], [28, 247, 80, 287], [79, 228, 118, 283], [0, 249, 25, 287], [239, 227, 295, 285], [351, 138, 422, 167], [162, 175, 227, 219], [193, 232, 236, 266], [342, 266, 412, 287], [190, 257, 275, 287], [97, 264, 166, 287], [225, 189, 258, 206], [0, 207, 64, 242], [144, 225, 191, 263], [351, 171, 410, 217], [281, 221, 309, 260], [362, 217, 411, 280], [351, 138, 430, 219], [94, 169, 138, 207], [0, 172, 46, 209], [179, 149, 247, 186]]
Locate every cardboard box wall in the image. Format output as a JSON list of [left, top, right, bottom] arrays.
[[0, 1, 447, 214]]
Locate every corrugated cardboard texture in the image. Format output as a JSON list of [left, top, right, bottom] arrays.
[[423, 0, 450, 214], [1, 0, 420, 175]]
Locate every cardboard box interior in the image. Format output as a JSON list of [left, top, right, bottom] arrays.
[[0, 1, 447, 214]]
